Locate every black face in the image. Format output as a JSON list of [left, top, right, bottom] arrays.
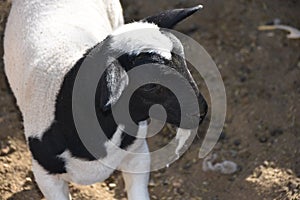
[[117, 51, 208, 129]]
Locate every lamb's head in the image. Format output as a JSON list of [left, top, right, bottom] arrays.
[[97, 5, 207, 130]]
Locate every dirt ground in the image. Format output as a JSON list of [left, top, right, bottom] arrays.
[[0, 0, 300, 199]]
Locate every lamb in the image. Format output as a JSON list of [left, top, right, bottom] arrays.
[[4, 0, 207, 199]]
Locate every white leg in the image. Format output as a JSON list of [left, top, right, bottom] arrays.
[[32, 160, 71, 200], [120, 140, 150, 200]]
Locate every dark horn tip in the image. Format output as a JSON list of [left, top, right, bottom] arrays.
[[142, 4, 203, 29]]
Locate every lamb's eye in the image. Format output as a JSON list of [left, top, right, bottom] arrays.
[[143, 84, 161, 92]]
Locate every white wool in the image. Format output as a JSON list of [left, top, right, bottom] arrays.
[[4, 0, 124, 138], [111, 22, 173, 60]]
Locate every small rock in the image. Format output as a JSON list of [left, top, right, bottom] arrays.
[[0, 140, 16, 156], [259, 136, 268, 143], [25, 177, 32, 182], [237, 165, 243, 172], [162, 179, 169, 186], [286, 169, 293, 175], [269, 161, 276, 168], [0, 145, 11, 156], [239, 149, 251, 159], [108, 183, 116, 189], [176, 188, 184, 195], [263, 161, 269, 167], [233, 139, 241, 146], [288, 181, 299, 190], [149, 179, 156, 187], [279, 186, 289, 193], [228, 176, 235, 182], [267, 32, 274, 37], [253, 170, 262, 178], [183, 161, 192, 170], [212, 196, 219, 200], [172, 179, 182, 188], [270, 129, 283, 137], [230, 150, 238, 158], [3, 163, 9, 168], [240, 76, 247, 82], [202, 181, 208, 186], [274, 18, 281, 25]]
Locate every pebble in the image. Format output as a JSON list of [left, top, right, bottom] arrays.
[[240, 76, 247, 82], [212, 196, 219, 200], [259, 136, 268, 143], [270, 129, 283, 137], [286, 169, 294, 175], [253, 170, 262, 178], [230, 150, 238, 158], [172, 180, 182, 188], [288, 180, 299, 190], [149, 179, 156, 187], [228, 176, 235, 182], [108, 183, 116, 189], [233, 139, 241, 146], [183, 161, 192, 170], [0, 145, 11, 156], [267, 32, 274, 37], [237, 165, 243, 172], [3, 163, 9, 168], [25, 177, 32, 182], [176, 188, 184, 195], [202, 181, 208, 186], [263, 160, 269, 167], [273, 18, 281, 25], [0, 140, 16, 156], [163, 179, 169, 186]]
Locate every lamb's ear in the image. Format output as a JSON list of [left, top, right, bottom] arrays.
[[98, 59, 129, 112], [142, 5, 202, 29]]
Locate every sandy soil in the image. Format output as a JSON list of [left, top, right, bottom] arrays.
[[0, 0, 300, 199]]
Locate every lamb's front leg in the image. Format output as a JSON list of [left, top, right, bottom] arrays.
[[32, 160, 71, 200], [122, 170, 150, 200], [120, 140, 150, 200]]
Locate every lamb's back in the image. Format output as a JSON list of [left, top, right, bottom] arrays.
[[4, 0, 124, 137]]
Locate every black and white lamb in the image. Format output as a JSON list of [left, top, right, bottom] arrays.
[[4, 0, 208, 199]]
